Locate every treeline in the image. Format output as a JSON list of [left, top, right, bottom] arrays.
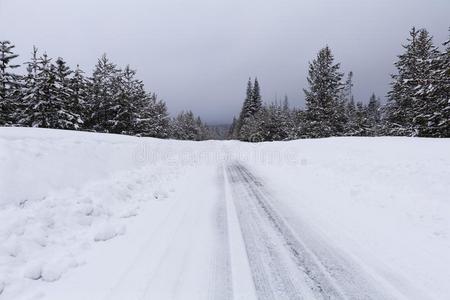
[[230, 27, 450, 141], [0, 43, 213, 140]]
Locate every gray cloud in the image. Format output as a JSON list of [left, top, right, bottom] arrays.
[[1, 0, 449, 124]]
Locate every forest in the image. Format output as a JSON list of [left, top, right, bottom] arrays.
[[1, 27, 449, 141]]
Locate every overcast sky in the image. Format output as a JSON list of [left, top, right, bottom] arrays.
[[1, 0, 449, 124]]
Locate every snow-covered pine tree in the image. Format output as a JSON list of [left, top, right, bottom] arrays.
[[195, 116, 210, 141], [354, 101, 370, 136], [237, 77, 264, 140], [292, 108, 307, 139], [16, 47, 38, 126], [426, 30, 450, 137], [344, 98, 358, 136], [252, 77, 263, 113], [263, 102, 290, 141], [304, 46, 344, 138], [411, 29, 441, 137], [19, 51, 65, 128], [134, 93, 170, 138], [228, 116, 237, 139], [385, 28, 439, 136], [281, 95, 297, 140], [0, 40, 20, 126], [53, 57, 84, 129], [70, 65, 89, 129], [366, 93, 381, 136], [234, 78, 253, 139], [340, 71, 355, 135], [342, 71, 354, 103], [112, 65, 143, 134], [171, 110, 201, 140], [151, 96, 171, 138], [239, 109, 265, 142], [87, 54, 121, 132]]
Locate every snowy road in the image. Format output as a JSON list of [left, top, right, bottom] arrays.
[[40, 162, 415, 300]]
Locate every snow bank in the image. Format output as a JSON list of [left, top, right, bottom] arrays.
[[0, 127, 183, 299], [0, 127, 157, 206]]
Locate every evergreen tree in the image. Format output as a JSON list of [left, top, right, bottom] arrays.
[[87, 54, 121, 132], [237, 77, 263, 140], [16, 47, 39, 126], [304, 46, 344, 137], [19, 51, 67, 128], [53, 57, 83, 129], [344, 98, 358, 135], [171, 110, 202, 140], [354, 101, 370, 136], [343, 71, 354, 103], [251, 77, 262, 113], [0, 41, 20, 125], [292, 108, 307, 139], [135, 93, 170, 138], [366, 93, 381, 136], [411, 29, 441, 136], [262, 102, 291, 141], [228, 116, 237, 139], [70, 65, 89, 128], [426, 30, 450, 137], [114, 65, 143, 134], [234, 78, 253, 138], [239, 111, 265, 142], [385, 28, 439, 136]]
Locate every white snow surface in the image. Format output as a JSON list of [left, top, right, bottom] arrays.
[[0, 127, 449, 299]]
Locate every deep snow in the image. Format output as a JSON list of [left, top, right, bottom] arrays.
[[0, 128, 449, 299]]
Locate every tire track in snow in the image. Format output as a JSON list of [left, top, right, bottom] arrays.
[[226, 162, 399, 300], [227, 164, 324, 299]]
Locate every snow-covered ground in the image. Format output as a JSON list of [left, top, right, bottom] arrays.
[[0, 128, 449, 299]]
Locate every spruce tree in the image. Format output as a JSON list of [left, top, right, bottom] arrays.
[[263, 102, 291, 141], [234, 78, 253, 138], [237, 77, 263, 140], [171, 110, 201, 140], [344, 98, 358, 136], [87, 54, 121, 132], [251, 77, 262, 113], [367, 93, 381, 136], [228, 116, 237, 139], [114, 65, 142, 134], [19, 51, 62, 128], [426, 31, 450, 137], [0, 41, 20, 125], [70, 65, 89, 129], [411, 29, 441, 136], [385, 28, 439, 136], [53, 57, 83, 129], [354, 101, 370, 136], [304, 46, 344, 137], [135, 93, 170, 138]]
